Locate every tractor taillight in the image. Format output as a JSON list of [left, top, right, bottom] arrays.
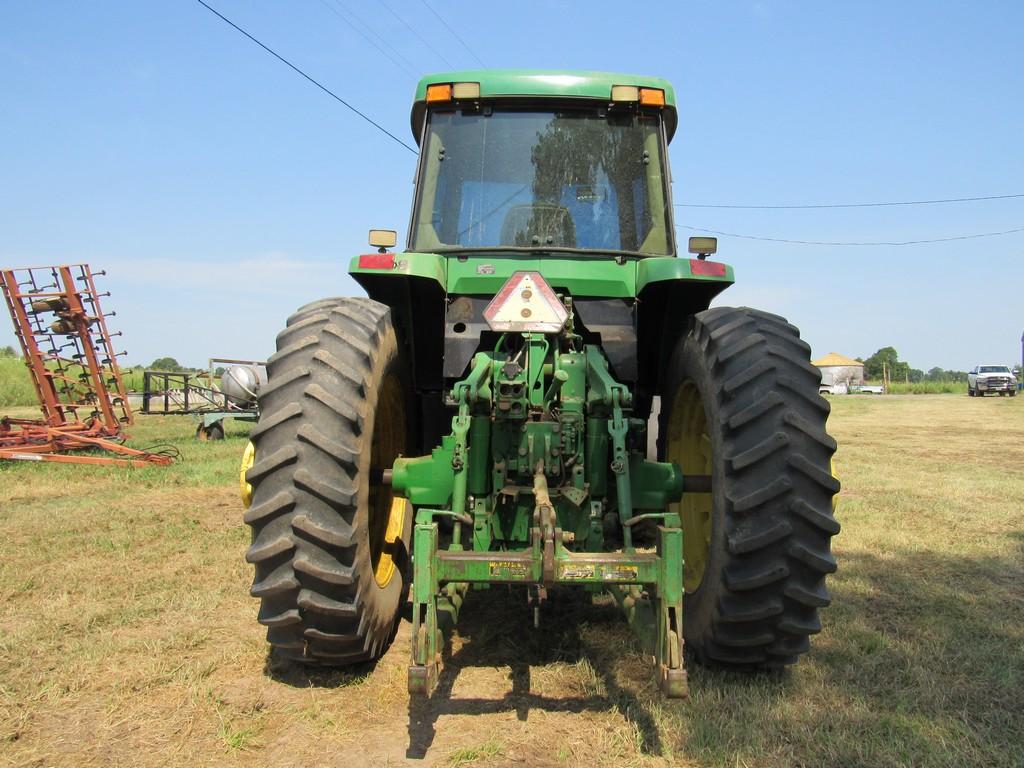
[[689, 259, 727, 277], [483, 271, 568, 333], [639, 87, 666, 107], [358, 253, 395, 269]]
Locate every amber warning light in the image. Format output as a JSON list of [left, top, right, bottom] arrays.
[[484, 271, 568, 333]]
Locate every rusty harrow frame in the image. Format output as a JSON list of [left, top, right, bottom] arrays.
[[0, 264, 173, 467]]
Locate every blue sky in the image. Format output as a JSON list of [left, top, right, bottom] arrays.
[[2, 1, 1022, 371]]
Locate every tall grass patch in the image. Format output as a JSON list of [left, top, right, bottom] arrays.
[[0, 358, 155, 411], [0, 356, 37, 407], [884, 380, 968, 394]]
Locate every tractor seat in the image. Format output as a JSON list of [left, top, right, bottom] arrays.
[[499, 203, 576, 248]]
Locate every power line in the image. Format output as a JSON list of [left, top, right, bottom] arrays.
[[378, 0, 456, 69], [318, 0, 416, 79], [419, 0, 486, 68], [185, 2, 1023, 243], [676, 192, 1024, 210], [678, 223, 1024, 247], [194, 0, 418, 154], [321, 0, 419, 79]]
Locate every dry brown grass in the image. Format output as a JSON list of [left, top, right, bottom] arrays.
[[1, 395, 1022, 767]]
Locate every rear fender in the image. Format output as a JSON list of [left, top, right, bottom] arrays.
[[351, 254, 447, 452], [636, 257, 734, 401]]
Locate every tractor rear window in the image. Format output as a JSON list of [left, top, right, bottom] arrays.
[[411, 108, 672, 256]]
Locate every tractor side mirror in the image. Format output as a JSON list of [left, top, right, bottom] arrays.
[[369, 229, 397, 253], [688, 236, 717, 260]]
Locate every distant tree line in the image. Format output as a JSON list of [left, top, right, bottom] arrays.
[[860, 346, 972, 384], [1, 348, 228, 376], [145, 357, 223, 375]]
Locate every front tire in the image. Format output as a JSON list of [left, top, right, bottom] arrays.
[[244, 297, 412, 664], [660, 307, 840, 668]]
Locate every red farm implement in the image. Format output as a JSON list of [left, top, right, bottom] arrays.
[[0, 264, 173, 467]]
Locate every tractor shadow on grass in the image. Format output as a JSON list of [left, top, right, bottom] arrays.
[[263, 648, 383, 689], [405, 586, 667, 759]]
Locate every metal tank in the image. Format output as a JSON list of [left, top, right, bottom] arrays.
[[220, 364, 267, 407]]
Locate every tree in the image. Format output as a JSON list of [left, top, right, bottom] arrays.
[[863, 347, 899, 380], [0, 345, 17, 358], [150, 356, 183, 371]]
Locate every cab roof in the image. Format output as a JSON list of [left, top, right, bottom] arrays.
[[411, 69, 678, 143]]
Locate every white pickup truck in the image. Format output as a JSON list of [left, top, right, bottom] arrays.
[[850, 384, 885, 395], [968, 365, 1017, 397]]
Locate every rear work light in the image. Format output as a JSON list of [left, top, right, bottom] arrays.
[[484, 271, 568, 333], [452, 81, 480, 99], [610, 85, 640, 102]]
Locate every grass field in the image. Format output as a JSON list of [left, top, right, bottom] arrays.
[[0, 395, 1022, 767]]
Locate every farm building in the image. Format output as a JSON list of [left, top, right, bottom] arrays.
[[813, 352, 865, 389]]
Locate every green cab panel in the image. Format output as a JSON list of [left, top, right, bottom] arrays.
[[412, 69, 679, 144], [445, 255, 636, 297], [415, 69, 677, 109]]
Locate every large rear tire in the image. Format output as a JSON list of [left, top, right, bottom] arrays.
[[244, 297, 412, 664], [660, 307, 840, 668]]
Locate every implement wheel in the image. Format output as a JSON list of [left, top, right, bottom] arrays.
[[660, 307, 840, 668], [196, 422, 224, 441], [244, 297, 412, 664]]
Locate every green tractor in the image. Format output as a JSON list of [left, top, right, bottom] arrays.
[[241, 70, 840, 697]]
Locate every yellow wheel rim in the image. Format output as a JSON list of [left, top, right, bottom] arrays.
[[831, 457, 839, 513], [239, 441, 255, 509], [369, 373, 406, 588], [665, 381, 713, 593]]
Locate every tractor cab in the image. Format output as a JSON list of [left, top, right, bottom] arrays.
[[408, 72, 677, 258]]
